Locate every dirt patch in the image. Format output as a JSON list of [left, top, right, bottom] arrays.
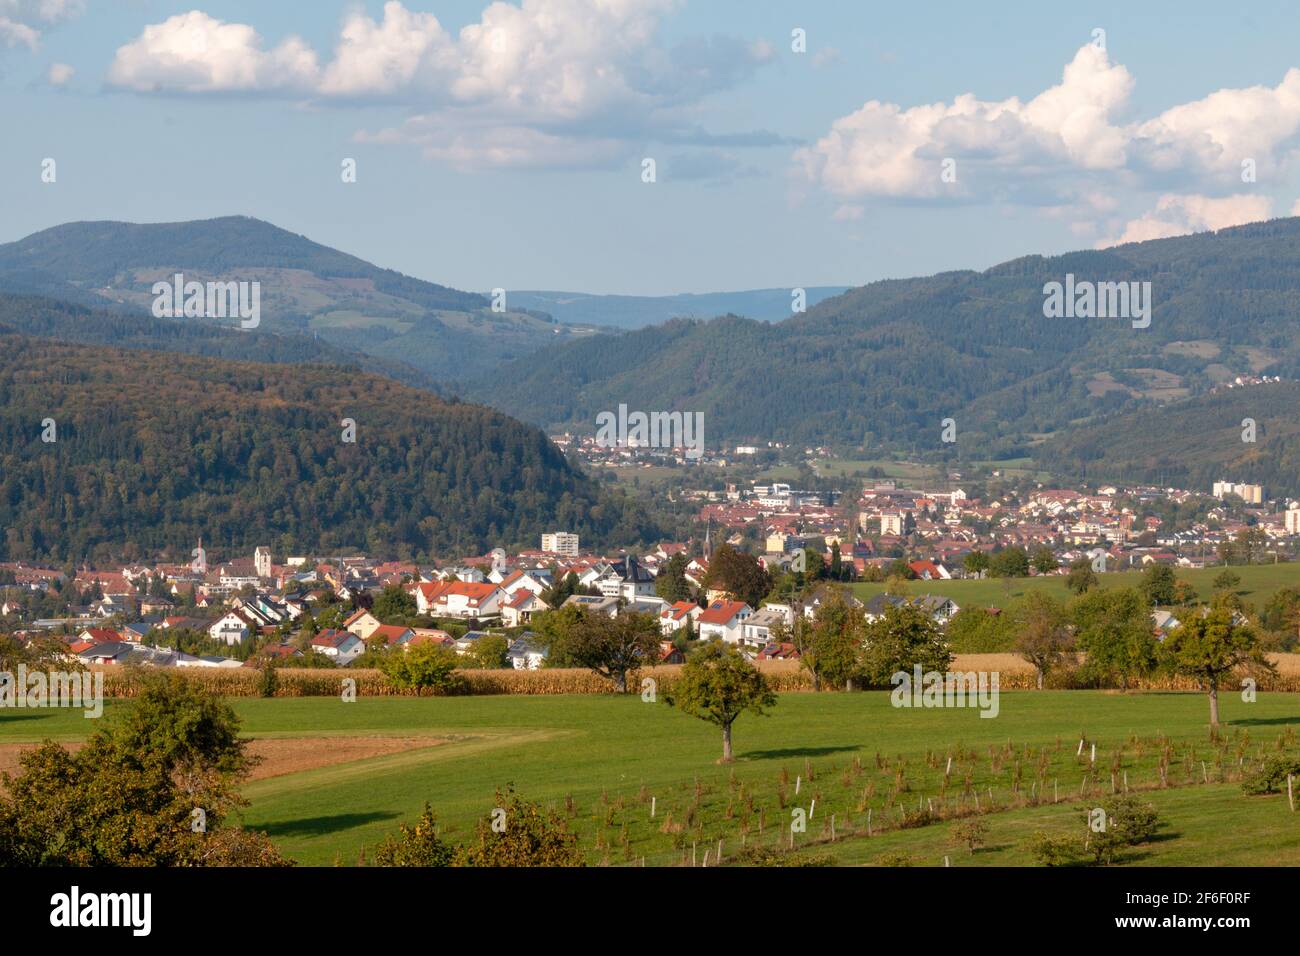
[[0, 734, 447, 785]]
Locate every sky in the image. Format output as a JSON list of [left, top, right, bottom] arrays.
[[3, 0, 1300, 295]]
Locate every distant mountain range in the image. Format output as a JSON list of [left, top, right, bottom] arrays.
[[505, 287, 852, 329], [466, 217, 1300, 495], [0, 217, 601, 383]]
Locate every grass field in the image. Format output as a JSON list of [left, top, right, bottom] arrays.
[[851, 562, 1300, 610], [4, 689, 1298, 866]]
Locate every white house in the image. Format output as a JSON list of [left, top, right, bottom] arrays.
[[697, 601, 753, 644], [310, 629, 366, 664], [209, 609, 258, 646]]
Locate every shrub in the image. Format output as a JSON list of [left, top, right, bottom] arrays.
[[380, 642, 465, 694], [1026, 831, 1086, 867], [950, 818, 988, 855], [257, 661, 279, 698], [1241, 752, 1300, 795], [371, 804, 454, 867]]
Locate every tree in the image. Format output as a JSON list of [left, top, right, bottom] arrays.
[[464, 634, 509, 669], [1031, 547, 1059, 575], [860, 604, 952, 687], [381, 642, 464, 693], [664, 641, 776, 762], [705, 544, 771, 608], [1013, 592, 1073, 689], [1139, 564, 1178, 606], [0, 673, 287, 866], [1065, 558, 1097, 595], [1160, 606, 1275, 727], [804, 588, 866, 691], [550, 609, 661, 692], [654, 553, 693, 603], [1212, 569, 1241, 593], [964, 550, 990, 577], [372, 584, 417, 622], [989, 547, 1030, 578], [1070, 587, 1157, 689]]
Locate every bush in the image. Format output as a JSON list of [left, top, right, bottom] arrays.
[[371, 804, 454, 867], [1241, 752, 1300, 795], [872, 851, 917, 867], [1026, 831, 1086, 867], [950, 818, 988, 855], [380, 642, 465, 694]]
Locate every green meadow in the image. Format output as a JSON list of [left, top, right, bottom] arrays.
[[851, 562, 1300, 610], [3, 689, 1298, 866]]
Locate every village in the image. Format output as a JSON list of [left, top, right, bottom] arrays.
[[0, 468, 1294, 673]]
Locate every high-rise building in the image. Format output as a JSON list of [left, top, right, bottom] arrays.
[[541, 532, 580, 557], [1212, 481, 1263, 505]]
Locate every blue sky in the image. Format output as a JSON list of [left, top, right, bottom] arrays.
[[3, 1, 1299, 295]]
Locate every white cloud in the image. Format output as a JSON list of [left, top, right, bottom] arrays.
[[0, 0, 82, 49], [798, 41, 1300, 232], [106, 1, 773, 168], [106, 11, 319, 93], [1100, 193, 1274, 246], [46, 59, 71, 84], [796, 44, 1134, 200]]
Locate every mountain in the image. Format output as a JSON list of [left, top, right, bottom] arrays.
[[0, 329, 661, 564], [505, 287, 852, 329], [0, 217, 602, 382], [0, 292, 443, 392], [1036, 381, 1300, 498], [468, 218, 1300, 467]]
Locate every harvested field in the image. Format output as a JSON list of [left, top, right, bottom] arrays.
[[0, 733, 449, 786]]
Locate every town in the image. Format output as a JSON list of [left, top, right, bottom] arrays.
[[3, 467, 1296, 672]]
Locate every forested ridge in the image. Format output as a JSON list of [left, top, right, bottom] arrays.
[[469, 217, 1300, 459], [0, 330, 660, 564]]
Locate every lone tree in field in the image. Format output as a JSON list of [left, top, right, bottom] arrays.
[[1013, 592, 1073, 689], [665, 641, 776, 762], [1160, 606, 1275, 727]]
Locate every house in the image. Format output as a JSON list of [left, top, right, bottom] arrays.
[[658, 641, 686, 664], [310, 629, 366, 664], [506, 635, 548, 670], [594, 556, 656, 601], [501, 590, 549, 627], [246, 643, 305, 664], [742, 605, 793, 647], [405, 628, 455, 650], [908, 560, 952, 580], [76, 627, 121, 647], [369, 624, 417, 648], [343, 608, 383, 641], [453, 631, 491, 655], [863, 593, 960, 625], [802, 586, 864, 620], [209, 609, 259, 646], [659, 600, 702, 636], [697, 601, 754, 644], [561, 594, 622, 617], [414, 581, 505, 619], [77, 641, 137, 665]]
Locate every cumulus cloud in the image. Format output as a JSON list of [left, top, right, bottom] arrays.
[[106, 1, 775, 168], [106, 11, 319, 93], [796, 44, 1133, 200], [1099, 193, 1275, 246], [0, 0, 83, 49], [46, 59, 71, 84], [798, 40, 1300, 241]]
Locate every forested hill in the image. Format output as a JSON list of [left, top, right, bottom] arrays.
[[0, 292, 442, 391], [0, 331, 660, 564], [468, 217, 1300, 456], [0, 217, 600, 383], [0, 216, 485, 312], [1036, 381, 1300, 498]]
